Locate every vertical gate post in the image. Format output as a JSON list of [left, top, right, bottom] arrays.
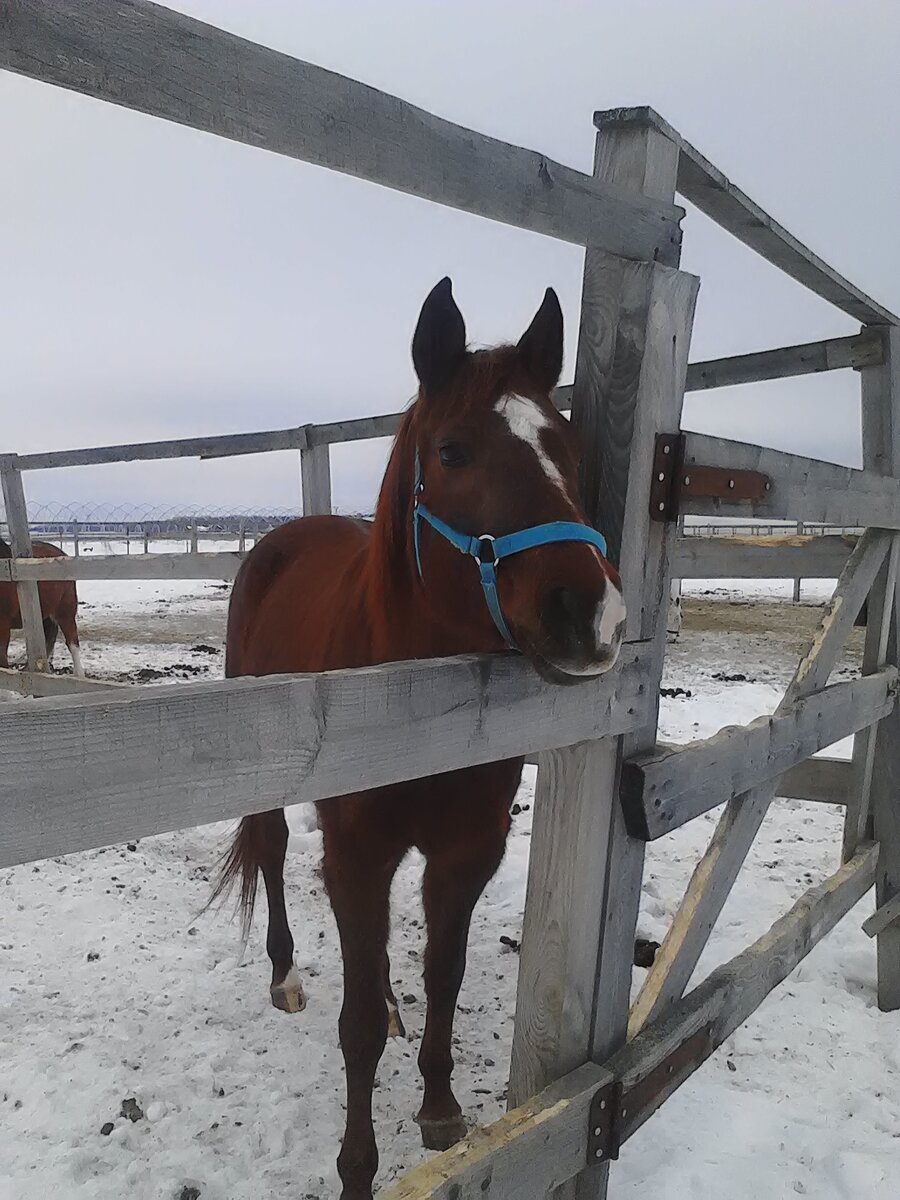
[[300, 442, 333, 515], [0, 455, 49, 673], [847, 324, 900, 1009], [509, 112, 697, 1200]]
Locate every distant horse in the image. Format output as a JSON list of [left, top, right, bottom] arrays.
[[215, 280, 625, 1200], [0, 537, 83, 675]]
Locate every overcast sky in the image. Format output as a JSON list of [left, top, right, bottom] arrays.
[[3, 0, 899, 520]]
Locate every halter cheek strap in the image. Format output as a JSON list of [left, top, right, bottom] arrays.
[[412, 453, 609, 649]]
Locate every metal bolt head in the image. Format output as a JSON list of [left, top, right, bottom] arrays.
[[683, 475, 691, 486], [728, 479, 735, 489], [595, 1148, 604, 1159]]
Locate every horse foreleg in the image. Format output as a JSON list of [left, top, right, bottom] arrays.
[[384, 950, 406, 1039], [0, 621, 9, 669], [324, 834, 401, 1200], [416, 829, 507, 1151]]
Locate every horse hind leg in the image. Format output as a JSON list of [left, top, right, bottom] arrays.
[[384, 950, 406, 1039], [42, 618, 59, 666], [55, 606, 83, 677], [0, 620, 9, 669], [255, 810, 305, 1013]]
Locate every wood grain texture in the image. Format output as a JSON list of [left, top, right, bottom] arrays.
[[509, 120, 695, 1200], [629, 529, 891, 1035], [0, 457, 48, 671], [672, 534, 855, 580], [862, 893, 900, 939], [384, 844, 877, 1199], [622, 668, 897, 840], [1, 0, 682, 264], [594, 106, 897, 326], [300, 443, 332, 516], [682, 433, 900, 527], [0, 642, 653, 870], [0, 552, 243, 582]]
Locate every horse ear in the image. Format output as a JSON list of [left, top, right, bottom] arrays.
[[412, 277, 467, 395], [517, 288, 563, 391]]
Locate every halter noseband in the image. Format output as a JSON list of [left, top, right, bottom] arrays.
[[412, 453, 609, 648]]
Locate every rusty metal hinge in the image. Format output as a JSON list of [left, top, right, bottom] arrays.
[[650, 432, 771, 521], [587, 1024, 713, 1165]]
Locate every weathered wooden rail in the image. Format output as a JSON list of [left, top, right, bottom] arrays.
[[2, 3, 899, 1198]]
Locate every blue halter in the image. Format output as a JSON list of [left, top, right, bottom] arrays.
[[412, 454, 609, 648]]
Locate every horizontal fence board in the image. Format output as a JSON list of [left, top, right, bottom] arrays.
[[387, 843, 878, 1197], [672, 534, 855, 579], [0, 552, 244, 582], [15, 427, 309, 472], [684, 331, 884, 391], [0, 667, 129, 697], [594, 107, 898, 326], [0, 643, 653, 869], [622, 668, 897, 840], [777, 755, 851, 805], [682, 433, 900, 527], [1, 1, 682, 265], [9, 332, 879, 474]]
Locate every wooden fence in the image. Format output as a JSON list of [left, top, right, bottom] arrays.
[[2, 4, 899, 1198]]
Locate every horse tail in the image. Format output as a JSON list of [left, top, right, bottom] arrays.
[[206, 815, 263, 943]]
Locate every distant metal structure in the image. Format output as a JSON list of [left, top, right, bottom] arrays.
[[2, 4, 899, 1198]]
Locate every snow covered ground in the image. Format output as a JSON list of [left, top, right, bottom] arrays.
[[1, 575, 898, 1199]]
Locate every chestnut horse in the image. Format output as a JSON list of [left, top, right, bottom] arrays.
[[0, 537, 83, 675], [217, 280, 625, 1199]]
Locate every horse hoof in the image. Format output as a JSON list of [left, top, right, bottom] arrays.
[[386, 1001, 406, 1039], [417, 1115, 468, 1151], [270, 966, 306, 1014]]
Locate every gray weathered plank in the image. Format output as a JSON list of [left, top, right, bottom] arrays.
[[0, 457, 48, 671], [622, 668, 897, 840], [681, 433, 900, 528], [384, 843, 878, 1199], [510, 118, 696, 1200], [1, 0, 682, 265], [862, 893, 900, 939], [0, 642, 653, 870], [14, 425, 310, 472], [0, 667, 128, 697], [0, 552, 244, 582], [685, 331, 884, 391], [672, 533, 854, 579], [777, 755, 851, 806], [594, 107, 897, 326], [629, 528, 890, 1035], [300, 444, 332, 516], [853, 325, 900, 1008]]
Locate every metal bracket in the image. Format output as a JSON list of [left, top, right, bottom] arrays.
[[650, 432, 771, 521], [587, 1024, 714, 1165]]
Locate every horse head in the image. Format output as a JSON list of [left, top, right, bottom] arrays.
[[407, 278, 625, 683]]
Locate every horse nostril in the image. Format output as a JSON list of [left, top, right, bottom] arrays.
[[543, 586, 586, 627]]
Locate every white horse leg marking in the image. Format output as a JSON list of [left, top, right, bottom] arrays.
[[69, 643, 84, 678], [270, 962, 307, 1014]]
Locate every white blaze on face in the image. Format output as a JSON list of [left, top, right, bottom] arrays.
[[595, 579, 627, 652], [494, 394, 570, 499]]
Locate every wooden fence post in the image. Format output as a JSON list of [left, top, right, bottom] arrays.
[[0, 455, 49, 672], [300, 443, 332, 515], [509, 114, 697, 1200], [846, 324, 900, 1009]]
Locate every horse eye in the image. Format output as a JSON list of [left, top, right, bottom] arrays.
[[438, 443, 470, 468]]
